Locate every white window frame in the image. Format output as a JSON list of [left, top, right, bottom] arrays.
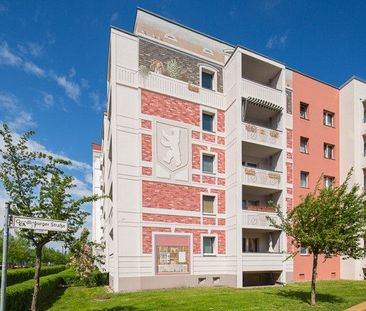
[[202, 235, 217, 256], [324, 176, 334, 188], [300, 102, 309, 119], [300, 137, 309, 154], [201, 151, 217, 175], [300, 246, 309, 255], [324, 143, 334, 159], [200, 106, 217, 133], [199, 64, 218, 92], [200, 193, 217, 216], [300, 171, 309, 188], [323, 110, 334, 127]]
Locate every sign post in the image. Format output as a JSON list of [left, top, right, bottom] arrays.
[[0, 212, 67, 311], [0, 203, 10, 311]]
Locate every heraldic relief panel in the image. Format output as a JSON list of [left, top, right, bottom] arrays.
[[155, 120, 190, 182]]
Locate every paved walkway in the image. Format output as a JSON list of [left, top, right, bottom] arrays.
[[346, 302, 366, 311]]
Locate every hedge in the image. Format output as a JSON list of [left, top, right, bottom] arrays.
[[5, 269, 109, 311], [6, 273, 64, 311], [0, 265, 66, 286]]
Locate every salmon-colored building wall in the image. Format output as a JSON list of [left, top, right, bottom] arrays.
[[292, 72, 340, 281]]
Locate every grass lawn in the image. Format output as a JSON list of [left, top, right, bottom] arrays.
[[40, 280, 366, 311]]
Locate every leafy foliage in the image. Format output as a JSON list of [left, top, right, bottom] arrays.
[[70, 228, 104, 286], [268, 170, 366, 305], [1, 265, 65, 286], [0, 123, 101, 310]]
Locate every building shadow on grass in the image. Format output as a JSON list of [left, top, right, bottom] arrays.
[[269, 289, 345, 305]]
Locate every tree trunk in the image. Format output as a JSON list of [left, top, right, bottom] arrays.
[[31, 245, 43, 311], [310, 252, 319, 306]]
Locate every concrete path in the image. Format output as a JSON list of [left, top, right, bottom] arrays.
[[346, 302, 366, 311]]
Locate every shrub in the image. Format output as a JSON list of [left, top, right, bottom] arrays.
[[90, 270, 109, 286], [57, 269, 82, 286], [6, 273, 64, 311], [1, 265, 66, 286]]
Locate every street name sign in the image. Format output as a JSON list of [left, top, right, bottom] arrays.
[[12, 216, 68, 232]]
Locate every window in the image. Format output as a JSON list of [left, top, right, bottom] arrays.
[[203, 236, 216, 255], [363, 101, 366, 123], [300, 137, 309, 154], [242, 161, 257, 168], [323, 111, 334, 127], [300, 246, 308, 255], [363, 136, 366, 156], [202, 112, 215, 132], [300, 102, 308, 119], [324, 176, 335, 188], [202, 195, 215, 214], [242, 238, 259, 253], [300, 171, 309, 188], [201, 71, 214, 90], [202, 154, 215, 174], [324, 143, 335, 159], [242, 200, 259, 210]]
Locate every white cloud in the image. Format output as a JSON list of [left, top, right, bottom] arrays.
[[0, 41, 22, 65], [18, 42, 43, 58], [8, 111, 37, 131], [90, 91, 104, 112], [266, 32, 288, 49], [42, 93, 54, 108], [69, 178, 92, 198], [23, 61, 45, 77], [51, 73, 80, 103], [0, 92, 18, 111], [110, 12, 119, 23]]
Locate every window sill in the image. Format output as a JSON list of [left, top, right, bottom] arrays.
[[202, 129, 216, 135], [300, 151, 309, 155], [202, 171, 216, 176], [203, 213, 216, 217], [323, 124, 335, 128], [203, 253, 216, 257], [300, 186, 309, 189], [300, 117, 310, 121]]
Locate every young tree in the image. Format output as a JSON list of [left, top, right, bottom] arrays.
[[70, 228, 104, 286], [269, 171, 366, 305], [0, 124, 99, 311]]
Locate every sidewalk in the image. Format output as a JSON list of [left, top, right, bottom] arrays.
[[346, 302, 366, 311]]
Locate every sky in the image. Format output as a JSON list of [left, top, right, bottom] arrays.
[[1, 0, 366, 237]]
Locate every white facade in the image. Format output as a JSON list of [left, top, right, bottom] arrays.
[[340, 77, 366, 280]]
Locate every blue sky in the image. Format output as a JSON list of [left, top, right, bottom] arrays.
[[1, 0, 366, 232]]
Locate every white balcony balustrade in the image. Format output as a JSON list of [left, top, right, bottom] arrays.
[[242, 78, 283, 108], [242, 253, 285, 272], [242, 167, 282, 190], [242, 122, 282, 148]]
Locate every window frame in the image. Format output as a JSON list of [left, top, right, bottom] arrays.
[[300, 171, 309, 188], [201, 193, 217, 215], [300, 246, 309, 256], [201, 152, 216, 175], [323, 110, 334, 127], [202, 111, 216, 133], [199, 64, 218, 92], [300, 102, 309, 120], [300, 136, 309, 154], [202, 235, 217, 256], [324, 175, 335, 189], [324, 143, 335, 159]]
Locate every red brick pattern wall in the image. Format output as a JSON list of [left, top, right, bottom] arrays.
[[217, 110, 225, 132], [142, 167, 152, 176], [211, 147, 225, 173], [210, 189, 225, 214], [141, 119, 152, 129], [212, 230, 226, 254], [143, 227, 171, 253], [141, 134, 152, 162], [286, 162, 293, 184], [287, 129, 293, 149], [175, 228, 208, 254], [143, 213, 201, 224], [192, 144, 208, 169], [141, 90, 200, 126], [142, 181, 207, 212]]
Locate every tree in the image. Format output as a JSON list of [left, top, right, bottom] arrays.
[[0, 124, 99, 311], [42, 246, 69, 265], [268, 170, 366, 305], [0, 230, 32, 266], [70, 228, 103, 286]]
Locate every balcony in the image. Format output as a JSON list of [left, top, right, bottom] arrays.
[[242, 253, 285, 272], [242, 167, 282, 190], [115, 65, 225, 110], [242, 122, 282, 149], [242, 209, 279, 229], [242, 78, 282, 108]]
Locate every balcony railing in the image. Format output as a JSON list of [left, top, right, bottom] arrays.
[[243, 205, 276, 213], [242, 78, 283, 107], [242, 167, 282, 190], [242, 122, 282, 148], [242, 253, 285, 272], [242, 209, 279, 229], [115, 65, 225, 110]]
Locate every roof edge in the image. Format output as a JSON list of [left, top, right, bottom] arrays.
[[339, 75, 366, 89]]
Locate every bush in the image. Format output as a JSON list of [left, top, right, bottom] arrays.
[[57, 269, 82, 286], [1, 265, 66, 286], [90, 270, 109, 286], [6, 273, 64, 311]]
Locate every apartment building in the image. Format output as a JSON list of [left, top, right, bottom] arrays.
[[91, 8, 365, 292]]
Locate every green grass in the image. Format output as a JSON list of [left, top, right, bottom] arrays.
[[40, 281, 366, 311]]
